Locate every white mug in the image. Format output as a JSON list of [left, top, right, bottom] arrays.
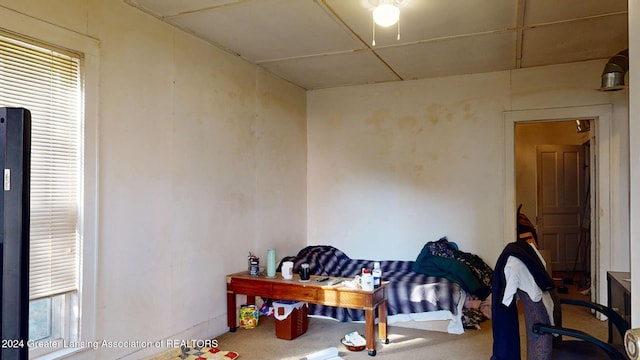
[[282, 261, 294, 280]]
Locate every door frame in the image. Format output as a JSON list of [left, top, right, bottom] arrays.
[[503, 104, 612, 304]]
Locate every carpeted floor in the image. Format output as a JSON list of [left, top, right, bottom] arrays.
[[213, 285, 608, 359], [218, 315, 487, 359]]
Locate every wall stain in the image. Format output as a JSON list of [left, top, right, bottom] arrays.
[[425, 104, 453, 125], [366, 109, 390, 131], [398, 116, 417, 131], [461, 102, 477, 121]]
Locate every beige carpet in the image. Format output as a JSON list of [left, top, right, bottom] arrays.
[[214, 290, 608, 359]]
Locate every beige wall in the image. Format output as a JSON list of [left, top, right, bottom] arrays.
[[308, 71, 511, 263], [307, 60, 629, 286], [0, 1, 307, 359]]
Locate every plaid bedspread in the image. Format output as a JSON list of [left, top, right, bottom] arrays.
[[282, 246, 463, 323]]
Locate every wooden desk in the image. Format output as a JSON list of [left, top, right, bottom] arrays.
[[226, 271, 389, 356], [607, 271, 631, 344]]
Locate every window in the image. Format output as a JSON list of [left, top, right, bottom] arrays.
[[0, 32, 88, 358], [0, 7, 99, 359]]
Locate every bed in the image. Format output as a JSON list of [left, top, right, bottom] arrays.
[[279, 244, 490, 334]]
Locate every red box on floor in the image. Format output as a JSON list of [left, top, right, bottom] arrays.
[[274, 301, 308, 340]]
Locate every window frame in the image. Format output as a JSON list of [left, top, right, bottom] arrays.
[[0, 6, 99, 360]]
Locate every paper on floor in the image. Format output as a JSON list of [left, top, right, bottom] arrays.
[[302, 346, 342, 360], [344, 331, 366, 347]]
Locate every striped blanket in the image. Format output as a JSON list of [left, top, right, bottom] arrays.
[[281, 246, 463, 323]]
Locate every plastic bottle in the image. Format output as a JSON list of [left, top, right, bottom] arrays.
[[361, 268, 374, 291], [372, 262, 382, 287], [266, 248, 276, 278]]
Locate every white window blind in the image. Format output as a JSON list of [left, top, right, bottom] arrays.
[[0, 34, 81, 300]]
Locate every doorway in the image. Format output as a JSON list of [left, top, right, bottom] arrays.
[[515, 121, 592, 290], [503, 104, 613, 304]]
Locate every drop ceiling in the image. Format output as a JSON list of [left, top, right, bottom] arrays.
[[125, 0, 628, 90]]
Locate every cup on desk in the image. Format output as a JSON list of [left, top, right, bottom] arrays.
[[299, 263, 310, 281], [282, 261, 294, 280]]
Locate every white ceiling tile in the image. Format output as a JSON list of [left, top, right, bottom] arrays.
[[126, 0, 243, 17], [376, 32, 517, 80], [327, 0, 517, 46], [524, 0, 627, 25], [261, 51, 400, 89], [521, 14, 628, 67], [167, 0, 363, 62]]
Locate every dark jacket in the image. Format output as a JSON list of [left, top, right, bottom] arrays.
[[491, 240, 554, 360]]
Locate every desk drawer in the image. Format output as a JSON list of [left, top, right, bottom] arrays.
[[231, 279, 273, 297], [318, 290, 366, 308], [272, 284, 317, 301]]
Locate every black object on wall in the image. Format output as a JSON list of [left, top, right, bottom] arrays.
[[0, 107, 31, 360]]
